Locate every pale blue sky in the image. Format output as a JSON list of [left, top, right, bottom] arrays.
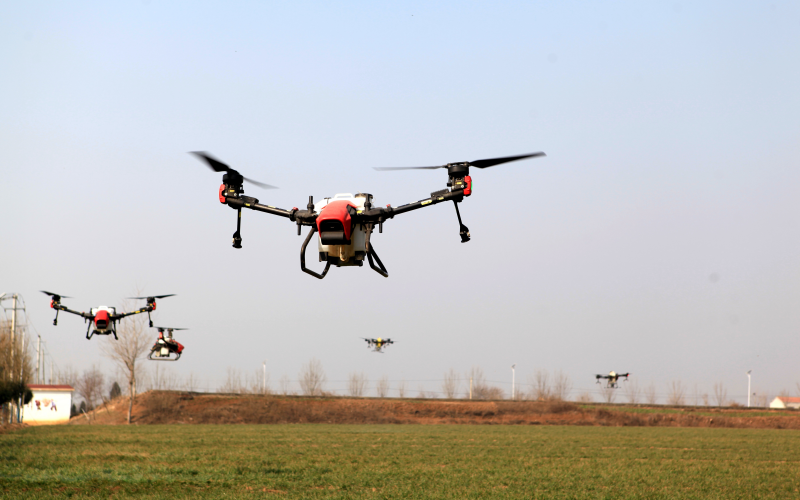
[[1, 1, 798, 402]]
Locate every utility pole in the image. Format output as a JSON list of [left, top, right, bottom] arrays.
[[262, 360, 267, 395], [746, 370, 752, 407], [36, 336, 41, 384], [469, 377, 473, 400], [511, 364, 516, 401]]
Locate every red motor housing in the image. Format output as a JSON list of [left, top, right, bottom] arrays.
[[316, 201, 356, 245], [219, 184, 227, 203]]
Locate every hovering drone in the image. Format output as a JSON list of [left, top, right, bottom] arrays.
[[362, 337, 394, 353], [595, 371, 630, 388], [192, 150, 545, 279], [148, 327, 187, 361], [41, 291, 174, 340]]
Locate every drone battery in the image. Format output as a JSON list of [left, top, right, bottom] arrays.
[[161, 347, 169, 357]]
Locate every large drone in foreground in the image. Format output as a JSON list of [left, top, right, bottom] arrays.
[[42, 291, 174, 340], [192, 150, 545, 279]]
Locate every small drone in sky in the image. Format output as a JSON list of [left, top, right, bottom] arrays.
[[595, 371, 630, 388], [193, 150, 545, 279], [41, 291, 174, 340], [362, 337, 394, 353], [148, 327, 187, 361]]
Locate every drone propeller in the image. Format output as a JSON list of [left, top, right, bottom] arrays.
[[154, 327, 188, 330], [191, 151, 278, 189], [41, 290, 71, 300], [128, 294, 176, 300], [374, 152, 546, 171]]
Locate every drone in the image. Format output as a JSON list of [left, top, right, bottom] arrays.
[[595, 371, 630, 388], [192, 150, 545, 279], [148, 327, 187, 361], [41, 291, 174, 340], [362, 337, 394, 353]]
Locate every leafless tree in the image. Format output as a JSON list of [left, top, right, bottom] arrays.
[[753, 393, 768, 408], [600, 385, 616, 403], [298, 358, 326, 396], [482, 386, 505, 400], [623, 380, 640, 404], [416, 386, 427, 399], [667, 381, 686, 405], [183, 372, 199, 392], [529, 369, 551, 401], [148, 364, 179, 391], [376, 375, 390, 398], [576, 391, 593, 403], [54, 364, 79, 388], [246, 368, 270, 395], [101, 302, 150, 424], [644, 383, 657, 405], [702, 393, 709, 406], [347, 372, 368, 397], [279, 375, 293, 395], [713, 382, 727, 407], [552, 370, 572, 401], [219, 367, 245, 393], [397, 380, 406, 398], [442, 368, 460, 399], [466, 366, 488, 399], [75, 366, 105, 422]]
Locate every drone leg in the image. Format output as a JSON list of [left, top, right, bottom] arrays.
[[147, 311, 153, 328], [366, 242, 389, 278], [112, 325, 118, 341], [53, 310, 59, 326], [300, 226, 331, 279], [86, 323, 93, 340], [453, 201, 470, 243], [232, 207, 243, 249]]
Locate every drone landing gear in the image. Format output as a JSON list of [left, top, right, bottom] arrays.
[[300, 226, 331, 279], [453, 201, 470, 243], [53, 310, 59, 326], [364, 222, 388, 278], [148, 350, 180, 361], [233, 207, 243, 248]]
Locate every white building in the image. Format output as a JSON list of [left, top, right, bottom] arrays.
[[769, 396, 800, 410], [23, 384, 75, 425]]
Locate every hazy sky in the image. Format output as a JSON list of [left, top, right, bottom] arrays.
[[2, 1, 798, 403]]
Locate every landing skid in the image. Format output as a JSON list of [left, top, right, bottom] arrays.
[[148, 351, 181, 361]]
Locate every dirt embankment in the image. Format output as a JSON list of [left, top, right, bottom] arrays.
[[69, 391, 800, 430]]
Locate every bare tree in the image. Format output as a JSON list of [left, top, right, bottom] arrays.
[[416, 386, 427, 399], [279, 375, 293, 395], [576, 391, 593, 403], [397, 380, 406, 398], [644, 383, 657, 405], [347, 372, 368, 397], [183, 372, 199, 392], [376, 375, 390, 398], [702, 393, 709, 406], [466, 366, 488, 399], [552, 370, 572, 401], [713, 382, 727, 407], [600, 385, 616, 403], [54, 364, 79, 388], [298, 358, 326, 396], [442, 368, 460, 399], [623, 380, 640, 404], [667, 381, 686, 405], [218, 367, 244, 393], [148, 364, 179, 391], [101, 303, 149, 424], [529, 369, 551, 401], [75, 366, 105, 422]]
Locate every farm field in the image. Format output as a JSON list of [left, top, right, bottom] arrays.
[[2, 424, 800, 499]]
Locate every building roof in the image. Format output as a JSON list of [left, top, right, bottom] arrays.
[[28, 384, 74, 392], [774, 397, 800, 403]]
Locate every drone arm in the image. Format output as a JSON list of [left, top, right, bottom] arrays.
[[53, 304, 92, 321], [360, 188, 466, 221], [226, 196, 295, 220]]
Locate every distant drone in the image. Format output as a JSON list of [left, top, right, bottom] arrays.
[[595, 371, 630, 388], [148, 327, 187, 361], [42, 291, 175, 340], [193, 150, 545, 279], [362, 337, 394, 353]]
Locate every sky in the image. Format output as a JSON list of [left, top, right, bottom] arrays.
[[1, 1, 798, 404]]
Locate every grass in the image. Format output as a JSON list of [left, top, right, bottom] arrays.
[[2, 424, 800, 499]]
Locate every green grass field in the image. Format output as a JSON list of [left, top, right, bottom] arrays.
[[2, 425, 799, 499]]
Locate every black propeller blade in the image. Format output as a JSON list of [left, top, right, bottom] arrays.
[[128, 294, 176, 300], [155, 327, 188, 331], [190, 151, 278, 189], [41, 290, 71, 299], [374, 152, 546, 171]]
